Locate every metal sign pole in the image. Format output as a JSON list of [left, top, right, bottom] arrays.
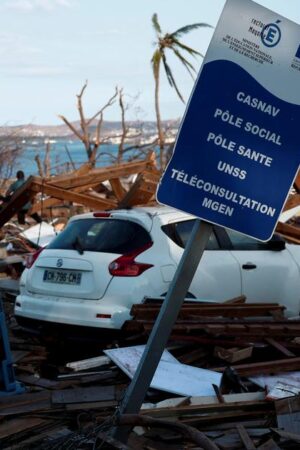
[[113, 219, 212, 442]]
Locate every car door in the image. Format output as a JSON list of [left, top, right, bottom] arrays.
[[222, 229, 300, 315], [166, 220, 242, 301]]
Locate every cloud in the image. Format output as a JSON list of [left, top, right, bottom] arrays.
[[0, 32, 41, 57], [2, 0, 74, 12], [3, 65, 71, 77]]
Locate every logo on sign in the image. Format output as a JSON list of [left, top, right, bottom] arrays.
[[261, 20, 281, 47], [56, 258, 63, 268]]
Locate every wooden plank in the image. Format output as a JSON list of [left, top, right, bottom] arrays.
[[265, 338, 296, 357], [214, 357, 300, 376], [176, 348, 208, 365], [30, 178, 117, 209], [140, 399, 272, 419], [4, 426, 71, 449], [0, 417, 48, 440], [0, 391, 51, 416], [118, 170, 160, 207], [275, 396, 300, 415], [283, 193, 300, 210], [142, 393, 266, 412], [130, 303, 285, 320], [257, 439, 281, 450], [17, 374, 59, 389], [66, 355, 111, 371], [48, 159, 155, 189], [271, 428, 300, 443], [73, 162, 93, 176], [140, 321, 300, 337], [65, 400, 118, 411], [213, 431, 245, 449], [276, 221, 300, 239], [214, 346, 253, 363], [181, 410, 273, 426], [224, 295, 247, 304], [276, 232, 300, 244], [109, 178, 126, 201], [236, 425, 256, 450], [51, 385, 116, 404], [29, 181, 104, 213], [29, 197, 63, 213]]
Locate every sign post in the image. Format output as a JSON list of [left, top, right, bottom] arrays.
[[114, 0, 300, 442], [113, 219, 212, 443]]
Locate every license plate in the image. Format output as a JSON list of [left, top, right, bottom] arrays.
[[43, 269, 82, 285]]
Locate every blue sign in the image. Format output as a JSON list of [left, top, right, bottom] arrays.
[[157, 0, 300, 241]]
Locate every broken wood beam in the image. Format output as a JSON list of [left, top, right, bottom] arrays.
[[236, 424, 256, 450], [0, 176, 37, 227], [130, 303, 285, 320], [139, 321, 300, 337], [276, 221, 300, 239], [30, 177, 117, 209], [29, 181, 109, 214], [118, 169, 160, 208], [283, 193, 300, 211], [109, 178, 127, 201], [265, 337, 296, 357], [47, 158, 157, 190], [214, 357, 300, 376]]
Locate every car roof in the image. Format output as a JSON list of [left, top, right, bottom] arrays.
[[69, 205, 195, 227]]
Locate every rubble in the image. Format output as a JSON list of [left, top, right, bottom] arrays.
[[0, 291, 299, 449], [1, 160, 300, 447]]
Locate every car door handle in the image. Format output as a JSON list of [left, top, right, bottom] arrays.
[[242, 263, 257, 270]]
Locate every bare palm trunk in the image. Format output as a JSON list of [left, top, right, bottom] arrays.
[[117, 89, 127, 164], [154, 69, 165, 168]]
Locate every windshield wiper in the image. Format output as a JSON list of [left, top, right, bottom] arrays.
[[72, 236, 84, 255]]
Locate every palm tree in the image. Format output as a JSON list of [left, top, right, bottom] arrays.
[[151, 13, 212, 167]]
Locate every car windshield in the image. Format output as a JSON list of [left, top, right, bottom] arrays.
[[47, 219, 151, 254]]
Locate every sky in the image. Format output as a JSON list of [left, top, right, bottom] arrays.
[[1, 0, 300, 126]]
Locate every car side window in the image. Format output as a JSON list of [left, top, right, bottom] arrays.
[[226, 229, 269, 250], [162, 220, 220, 250]]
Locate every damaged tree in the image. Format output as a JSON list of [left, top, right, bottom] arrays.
[[0, 130, 24, 188], [58, 81, 118, 165]]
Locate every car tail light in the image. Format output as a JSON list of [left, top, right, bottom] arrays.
[[93, 212, 111, 218], [109, 242, 153, 277], [25, 247, 44, 269]]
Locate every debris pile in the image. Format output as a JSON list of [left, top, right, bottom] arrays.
[[125, 297, 300, 376], [0, 294, 300, 448], [0, 151, 160, 229]]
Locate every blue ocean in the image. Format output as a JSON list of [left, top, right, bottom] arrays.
[[16, 140, 142, 176]]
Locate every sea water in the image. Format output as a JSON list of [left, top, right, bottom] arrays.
[[16, 140, 144, 176]]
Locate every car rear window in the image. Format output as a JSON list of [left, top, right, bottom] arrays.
[[47, 219, 152, 254]]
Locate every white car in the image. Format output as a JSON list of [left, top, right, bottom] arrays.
[[15, 206, 300, 332]]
